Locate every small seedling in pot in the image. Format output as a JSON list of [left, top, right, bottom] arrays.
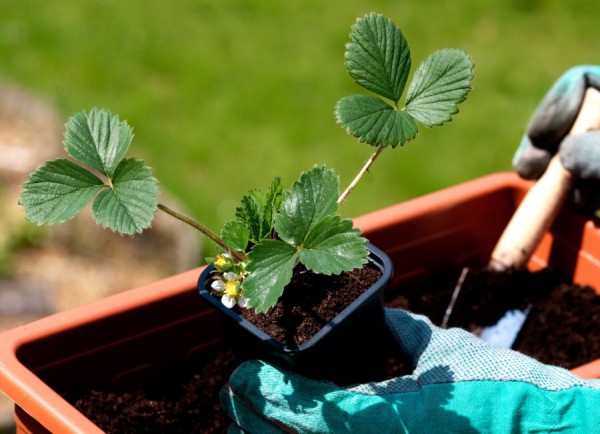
[[19, 13, 473, 313]]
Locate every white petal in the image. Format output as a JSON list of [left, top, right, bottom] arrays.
[[223, 271, 237, 281], [211, 280, 225, 291], [237, 297, 248, 308], [221, 294, 236, 309]]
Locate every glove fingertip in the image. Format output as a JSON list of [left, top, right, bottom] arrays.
[[384, 308, 434, 362], [560, 131, 600, 179], [513, 138, 553, 179], [528, 70, 585, 148]]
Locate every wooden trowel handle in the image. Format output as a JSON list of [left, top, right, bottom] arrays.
[[489, 87, 600, 271]]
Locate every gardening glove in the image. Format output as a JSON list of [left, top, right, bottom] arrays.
[[221, 308, 600, 433], [513, 65, 600, 211]]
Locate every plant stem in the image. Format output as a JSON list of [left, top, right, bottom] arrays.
[[338, 146, 384, 205], [157, 203, 246, 262]]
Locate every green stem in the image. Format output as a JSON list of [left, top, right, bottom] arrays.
[[337, 146, 385, 205], [157, 203, 246, 262]]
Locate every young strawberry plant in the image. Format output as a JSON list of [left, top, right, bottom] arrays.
[[19, 13, 473, 313]]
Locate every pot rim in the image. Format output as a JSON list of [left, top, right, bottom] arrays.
[[198, 242, 393, 353]]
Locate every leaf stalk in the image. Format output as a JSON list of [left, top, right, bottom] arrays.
[[157, 203, 246, 262], [338, 146, 384, 205]]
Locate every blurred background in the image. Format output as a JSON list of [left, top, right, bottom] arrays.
[[1, 0, 600, 427], [2, 0, 599, 232]]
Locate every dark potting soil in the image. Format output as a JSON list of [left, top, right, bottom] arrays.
[[71, 266, 600, 433], [387, 267, 600, 369], [236, 262, 383, 347], [71, 346, 237, 434]]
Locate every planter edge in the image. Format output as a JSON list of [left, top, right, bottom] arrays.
[[0, 267, 204, 434]]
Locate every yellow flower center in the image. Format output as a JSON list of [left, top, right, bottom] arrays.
[[224, 280, 239, 297]]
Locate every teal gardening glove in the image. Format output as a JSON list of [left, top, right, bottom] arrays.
[[221, 308, 600, 433]]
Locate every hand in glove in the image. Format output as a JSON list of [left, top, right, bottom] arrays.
[[221, 308, 600, 433], [513, 65, 600, 211]]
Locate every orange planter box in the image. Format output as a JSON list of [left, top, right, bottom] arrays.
[[1, 172, 599, 433]]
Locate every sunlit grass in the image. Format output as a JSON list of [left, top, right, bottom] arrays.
[[2, 0, 600, 255]]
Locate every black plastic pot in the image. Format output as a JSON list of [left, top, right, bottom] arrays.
[[198, 243, 393, 383]]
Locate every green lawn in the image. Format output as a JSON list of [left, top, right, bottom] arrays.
[[2, 0, 600, 255]]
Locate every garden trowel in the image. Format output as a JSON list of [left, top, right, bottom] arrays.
[[442, 87, 600, 344]]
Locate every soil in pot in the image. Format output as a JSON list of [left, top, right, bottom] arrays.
[[223, 262, 383, 347], [70, 342, 411, 434], [71, 346, 237, 434], [387, 267, 600, 369]]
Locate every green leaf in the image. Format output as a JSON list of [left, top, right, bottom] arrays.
[[405, 48, 474, 127], [236, 177, 283, 242], [64, 108, 133, 177], [91, 158, 159, 235], [299, 215, 368, 274], [346, 13, 411, 102], [242, 167, 368, 312], [261, 177, 284, 238], [274, 166, 339, 246], [236, 194, 262, 243], [221, 220, 250, 252], [336, 95, 418, 147], [19, 159, 104, 225], [243, 240, 298, 313]]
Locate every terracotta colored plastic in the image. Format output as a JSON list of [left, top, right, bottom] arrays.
[[0, 172, 599, 433], [0, 268, 218, 434]]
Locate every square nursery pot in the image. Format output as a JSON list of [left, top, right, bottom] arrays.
[[197, 243, 393, 384], [1, 172, 599, 433]]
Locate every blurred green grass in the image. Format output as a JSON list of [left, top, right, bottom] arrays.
[[2, 0, 600, 255]]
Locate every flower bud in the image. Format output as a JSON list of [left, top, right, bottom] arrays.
[[213, 252, 233, 272]]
